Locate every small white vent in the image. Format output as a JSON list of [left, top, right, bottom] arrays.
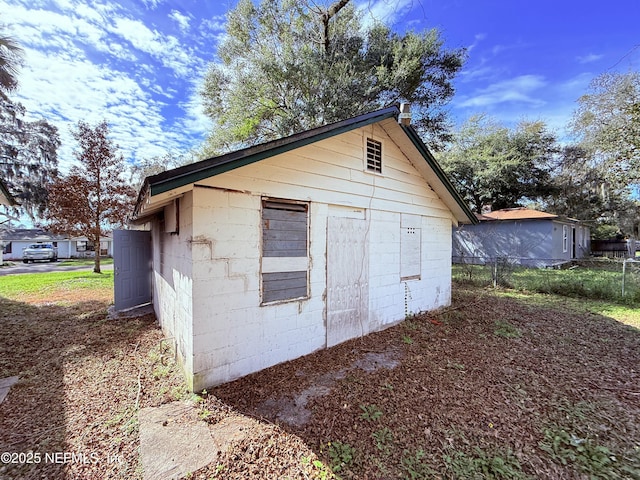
[[366, 138, 382, 173]]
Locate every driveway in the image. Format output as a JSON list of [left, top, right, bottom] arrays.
[[0, 261, 114, 276]]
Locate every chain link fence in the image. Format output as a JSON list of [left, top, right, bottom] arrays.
[[453, 256, 640, 305]]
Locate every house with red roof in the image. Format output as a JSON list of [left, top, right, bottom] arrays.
[[453, 207, 591, 267]]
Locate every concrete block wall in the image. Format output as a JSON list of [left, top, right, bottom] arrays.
[[151, 192, 195, 388], [190, 187, 327, 390]]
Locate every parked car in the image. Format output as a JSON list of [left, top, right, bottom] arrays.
[[22, 243, 58, 263]]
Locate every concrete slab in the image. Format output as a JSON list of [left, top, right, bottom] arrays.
[[0, 376, 19, 405], [138, 401, 218, 480]]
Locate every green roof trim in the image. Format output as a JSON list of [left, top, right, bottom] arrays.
[[147, 107, 399, 197], [400, 124, 478, 224]]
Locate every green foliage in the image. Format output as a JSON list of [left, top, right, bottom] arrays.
[[0, 270, 113, 299], [327, 441, 354, 472], [442, 447, 530, 479], [437, 115, 557, 212], [452, 261, 640, 307], [200, 0, 465, 153], [359, 404, 383, 422], [372, 427, 394, 455], [400, 449, 437, 479], [571, 72, 640, 186], [493, 320, 522, 339], [540, 428, 617, 478]]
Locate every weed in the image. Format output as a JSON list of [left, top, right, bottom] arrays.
[[360, 404, 383, 422], [381, 382, 394, 391], [327, 441, 354, 473], [443, 447, 530, 479], [494, 320, 522, 338], [402, 334, 414, 344], [400, 449, 436, 479], [446, 359, 465, 370], [211, 463, 226, 477], [372, 427, 394, 455], [311, 459, 334, 480], [198, 408, 213, 422], [540, 428, 618, 478]]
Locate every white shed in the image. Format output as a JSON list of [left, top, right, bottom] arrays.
[[125, 106, 476, 391]]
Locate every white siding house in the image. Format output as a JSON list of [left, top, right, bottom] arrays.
[[129, 106, 476, 391]]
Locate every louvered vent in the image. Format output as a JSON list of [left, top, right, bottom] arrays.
[[366, 138, 382, 173]]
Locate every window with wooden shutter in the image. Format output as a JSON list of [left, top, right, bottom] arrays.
[[261, 199, 309, 303], [366, 138, 382, 173]]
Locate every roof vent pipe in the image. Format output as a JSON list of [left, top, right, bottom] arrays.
[[398, 102, 411, 126]]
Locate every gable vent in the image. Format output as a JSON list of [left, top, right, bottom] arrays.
[[366, 138, 382, 173]]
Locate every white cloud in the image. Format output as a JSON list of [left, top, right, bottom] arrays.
[[457, 75, 547, 108], [357, 0, 414, 27], [467, 33, 487, 53], [577, 53, 603, 64], [169, 10, 192, 34]]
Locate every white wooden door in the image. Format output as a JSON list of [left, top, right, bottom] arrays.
[[326, 217, 369, 348]]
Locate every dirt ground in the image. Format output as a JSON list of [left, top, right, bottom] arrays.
[[0, 286, 639, 479]]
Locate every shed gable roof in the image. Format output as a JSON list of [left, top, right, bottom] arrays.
[[133, 106, 476, 224]]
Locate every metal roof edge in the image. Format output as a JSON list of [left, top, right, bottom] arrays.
[[399, 124, 478, 225]]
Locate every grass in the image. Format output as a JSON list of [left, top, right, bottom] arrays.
[[453, 260, 640, 306], [0, 270, 114, 303], [56, 257, 114, 267]]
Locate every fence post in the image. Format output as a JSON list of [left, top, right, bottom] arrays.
[[622, 259, 627, 297]]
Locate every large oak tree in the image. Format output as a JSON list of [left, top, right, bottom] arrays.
[[437, 115, 557, 213], [46, 120, 136, 273], [201, 0, 465, 154]]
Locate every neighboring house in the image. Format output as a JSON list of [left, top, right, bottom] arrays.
[[124, 105, 476, 391], [0, 228, 113, 260], [452, 207, 591, 267]]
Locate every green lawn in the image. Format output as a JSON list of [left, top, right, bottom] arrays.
[[453, 260, 640, 307], [0, 270, 114, 303]]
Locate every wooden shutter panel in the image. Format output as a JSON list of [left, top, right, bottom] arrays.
[[262, 200, 309, 303]]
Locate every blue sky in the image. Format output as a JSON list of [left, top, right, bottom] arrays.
[[1, 0, 639, 173]]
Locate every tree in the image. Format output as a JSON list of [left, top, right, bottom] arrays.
[[570, 72, 640, 237], [571, 71, 640, 186], [46, 121, 136, 273], [437, 115, 557, 213], [0, 31, 59, 223], [200, 0, 465, 154], [129, 151, 196, 191], [0, 33, 23, 95]]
